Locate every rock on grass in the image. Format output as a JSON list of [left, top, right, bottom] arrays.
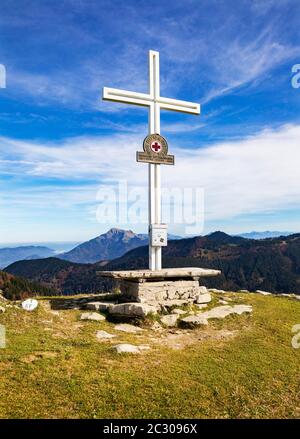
[[80, 312, 105, 321]]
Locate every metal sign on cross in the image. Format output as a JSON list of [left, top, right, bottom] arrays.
[[102, 50, 200, 271]]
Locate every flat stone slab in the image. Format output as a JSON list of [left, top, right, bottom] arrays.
[[96, 330, 116, 340], [109, 303, 157, 318], [180, 315, 209, 328], [199, 305, 252, 320], [86, 301, 115, 312], [114, 323, 143, 333], [80, 312, 105, 322], [196, 293, 212, 304], [114, 344, 141, 354], [99, 267, 221, 281], [256, 290, 272, 296]]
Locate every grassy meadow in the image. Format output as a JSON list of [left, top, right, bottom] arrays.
[[0, 292, 299, 419]]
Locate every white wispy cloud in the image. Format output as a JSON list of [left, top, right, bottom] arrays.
[[1, 124, 300, 225]]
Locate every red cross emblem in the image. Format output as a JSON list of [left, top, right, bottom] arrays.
[[151, 141, 161, 153]]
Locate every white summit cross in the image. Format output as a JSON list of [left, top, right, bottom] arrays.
[[102, 50, 200, 271]]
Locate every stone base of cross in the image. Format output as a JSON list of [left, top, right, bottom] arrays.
[[102, 50, 200, 270]]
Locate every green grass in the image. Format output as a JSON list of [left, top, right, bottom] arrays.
[[0, 293, 299, 419]]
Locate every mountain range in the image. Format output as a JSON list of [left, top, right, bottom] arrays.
[[0, 229, 183, 268], [237, 231, 293, 240], [0, 246, 55, 269], [5, 231, 300, 296]]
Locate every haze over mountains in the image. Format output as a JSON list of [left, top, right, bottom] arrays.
[[0, 246, 55, 269], [237, 231, 293, 240], [5, 231, 300, 296], [0, 229, 293, 269]]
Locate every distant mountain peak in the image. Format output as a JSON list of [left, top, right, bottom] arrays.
[[104, 228, 136, 239], [208, 231, 231, 238], [59, 228, 148, 264]]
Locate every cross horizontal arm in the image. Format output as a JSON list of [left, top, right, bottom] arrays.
[[158, 96, 200, 115], [103, 87, 153, 107]]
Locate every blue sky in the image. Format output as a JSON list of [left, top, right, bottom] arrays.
[[1, 0, 300, 243]]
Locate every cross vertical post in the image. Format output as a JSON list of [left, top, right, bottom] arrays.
[[148, 50, 161, 270], [102, 49, 200, 271]]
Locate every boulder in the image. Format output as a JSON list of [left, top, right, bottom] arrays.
[[108, 303, 157, 318], [80, 312, 105, 321], [160, 314, 179, 327], [0, 305, 5, 313], [85, 301, 114, 312]]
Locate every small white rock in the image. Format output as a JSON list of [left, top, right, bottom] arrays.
[[114, 323, 143, 333], [96, 330, 115, 340], [114, 344, 141, 354], [22, 299, 38, 311], [0, 305, 5, 313]]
